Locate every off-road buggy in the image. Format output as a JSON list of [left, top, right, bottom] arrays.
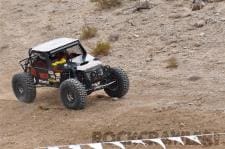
[[12, 38, 129, 109]]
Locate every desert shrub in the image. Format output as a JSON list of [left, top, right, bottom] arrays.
[[80, 26, 97, 40], [92, 41, 111, 56], [166, 57, 178, 69], [90, 0, 122, 9]]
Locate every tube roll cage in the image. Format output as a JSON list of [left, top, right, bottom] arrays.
[[19, 52, 52, 73], [49, 40, 87, 57], [20, 40, 87, 72]]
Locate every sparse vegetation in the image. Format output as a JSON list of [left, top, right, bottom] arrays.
[[90, 0, 122, 9], [166, 57, 178, 69], [80, 26, 97, 40], [92, 41, 111, 56]]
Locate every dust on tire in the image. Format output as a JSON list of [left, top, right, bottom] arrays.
[[60, 79, 87, 110], [104, 67, 129, 98], [12, 72, 36, 103]]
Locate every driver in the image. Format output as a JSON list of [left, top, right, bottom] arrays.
[[67, 50, 80, 59], [51, 51, 68, 67]]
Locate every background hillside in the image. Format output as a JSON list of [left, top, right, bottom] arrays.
[[1, 0, 225, 148]]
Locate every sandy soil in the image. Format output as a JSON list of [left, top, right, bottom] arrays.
[[1, 0, 225, 148]]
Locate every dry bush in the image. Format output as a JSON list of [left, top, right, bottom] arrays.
[[80, 26, 97, 40], [90, 0, 122, 9], [166, 57, 178, 69], [92, 41, 111, 56]]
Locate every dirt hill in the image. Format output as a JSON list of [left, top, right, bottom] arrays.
[[1, 0, 225, 148]]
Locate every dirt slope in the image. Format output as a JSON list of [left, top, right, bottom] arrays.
[[1, 0, 225, 148]]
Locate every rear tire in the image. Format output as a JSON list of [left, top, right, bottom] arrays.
[[60, 79, 87, 110], [104, 67, 129, 98], [12, 72, 36, 103]]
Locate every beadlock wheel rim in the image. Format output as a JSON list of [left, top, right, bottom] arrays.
[[16, 84, 24, 95], [67, 91, 74, 102]]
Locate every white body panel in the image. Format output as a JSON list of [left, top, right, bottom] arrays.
[[77, 60, 102, 71], [32, 38, 78, 52], [72, 54, 102, 71], [72, 54, 95, 65]]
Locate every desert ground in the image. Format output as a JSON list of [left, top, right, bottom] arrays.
[[1, 0, 225, 148]]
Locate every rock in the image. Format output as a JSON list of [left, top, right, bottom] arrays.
[[146, 57, 152, 62], [108, 33, 119, 42], [96, 94, 106, 99], [215, 12, 220, 16], [206, 18, 217, 24], [183, 12, 192, 18], [169, 14, 182, 19], [199, 32, 205, 37], [1, 44, 9, 50], [179, 122, 186, 127], [220, 18, 225, 21], [194, 42, 201, 47], [112, 97, 119, 101], [134, 0, 151, 12], [194, 20, 205, 28], [113, 9, 122, 15], [138, 0, 150, 8], [192, 0, 206, 11], [188, 76, 201, 81], [132, 33, 139, 38], [38, 106, 50, 111]]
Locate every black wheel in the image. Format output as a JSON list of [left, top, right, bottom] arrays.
[[12, 72, 36, 103], [60, 79, 87, 110], [104, 67, 129, 98]]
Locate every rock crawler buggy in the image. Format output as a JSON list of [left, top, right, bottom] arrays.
[[12, 38, 129, 109]]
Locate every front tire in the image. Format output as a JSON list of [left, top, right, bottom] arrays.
[[12, 72, 36, 103], [104, 67, 129, 98], [60, 79, 87, 110]]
